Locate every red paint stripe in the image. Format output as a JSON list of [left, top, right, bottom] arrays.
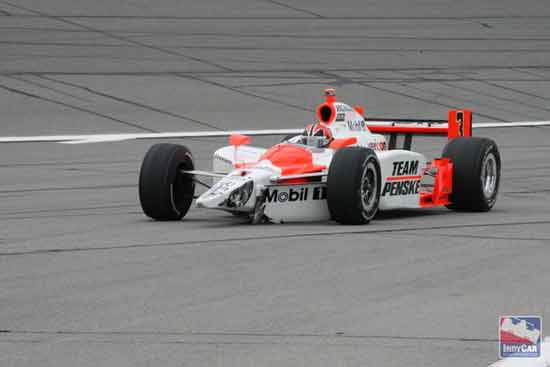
[[386, 175, 422, 181], [500, 330, 536, 344], [368, 125, 448, 135]]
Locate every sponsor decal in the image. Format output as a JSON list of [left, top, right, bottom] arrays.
[[382, 180, 420, 196], [456, 110, 464, 136], [382, 160, 421, 196], [336, 112, 345, 121], [500, 316, 541, 358], [391, 160, 419, 176], [368, 141, 386, 151], [207, 179, 242, 196], [336, 105, 353, 112], [214, 153, 232, 164], [266, 186, 327, 203], [347, 119, 366, 131]]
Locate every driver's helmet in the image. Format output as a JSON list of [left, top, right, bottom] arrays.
[[301, 122, 334, 148]]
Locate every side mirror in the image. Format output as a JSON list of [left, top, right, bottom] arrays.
[[229, 134, 251, 147]]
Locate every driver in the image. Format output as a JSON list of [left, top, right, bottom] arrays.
[[301, 122, 334, 148]]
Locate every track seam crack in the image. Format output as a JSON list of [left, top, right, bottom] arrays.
[[178, 74, 312, 112], [2, 219, 550, 257], [36, 75, 223, 131], [262, 0, 323, 18], [0, 329, 497, 343], [322, 71, 507, 122], [0, 0, 232, 72], [0, 83, 157, 132]]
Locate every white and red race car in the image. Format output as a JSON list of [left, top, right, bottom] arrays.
[[138, 89, 501, 224], [3, 89, 548, 224]]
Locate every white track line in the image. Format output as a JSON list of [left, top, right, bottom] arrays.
[[0, 129, 303, 144], [475, 121, 550, 128], [0, 121, 548, 144]]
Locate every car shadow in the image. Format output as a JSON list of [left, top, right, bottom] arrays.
[[374, 208, 449, 221]]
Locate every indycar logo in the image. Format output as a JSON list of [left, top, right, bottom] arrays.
[[266, 186, 327, 203], [500, 316, 541, 358], [382, 160, 421, 196]]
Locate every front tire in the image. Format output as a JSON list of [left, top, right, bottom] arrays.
[[442, 137, 501, 211], [327, 147, 381, 224], [139, 143, 195, 220]]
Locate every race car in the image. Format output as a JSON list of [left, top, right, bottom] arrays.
[[138, 89, 501, 224]]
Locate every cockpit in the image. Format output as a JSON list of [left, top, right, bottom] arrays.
[[295, 122, 334, 148]]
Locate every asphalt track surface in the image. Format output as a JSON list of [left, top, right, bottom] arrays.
[[1, 1, 550, 366]]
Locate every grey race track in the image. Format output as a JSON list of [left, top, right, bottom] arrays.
[[1, 1, 550, 366]]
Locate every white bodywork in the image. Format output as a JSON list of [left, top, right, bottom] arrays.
[[196, 102, 428, 222]]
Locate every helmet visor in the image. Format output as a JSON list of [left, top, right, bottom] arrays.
[[303, 135, 330, 148]]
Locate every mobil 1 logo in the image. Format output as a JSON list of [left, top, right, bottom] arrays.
[[265, 185, 327, 203]]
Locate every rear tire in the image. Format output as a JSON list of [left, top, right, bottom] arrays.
[[327, 147, 381, 224], [139, 143, 195, 220], [442, 137, 500, 211]]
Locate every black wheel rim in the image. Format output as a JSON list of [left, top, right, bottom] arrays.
[[360, 161, 378, 213]]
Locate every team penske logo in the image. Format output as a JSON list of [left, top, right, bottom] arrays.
[[391, 160, 419, 176], [382, 180, 420, 196], [382, 160, 421, 196], [266, 186, 327, 203]]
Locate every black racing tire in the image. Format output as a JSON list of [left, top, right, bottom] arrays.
[[139, 143, 195, 220], [442, 137, 501, 211], [327, 147, 381, 225]]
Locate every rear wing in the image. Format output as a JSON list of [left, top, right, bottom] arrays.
[[366, 110, 472, 150]]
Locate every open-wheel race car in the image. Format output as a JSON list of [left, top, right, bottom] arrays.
[[138, 89, 501, 224]]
